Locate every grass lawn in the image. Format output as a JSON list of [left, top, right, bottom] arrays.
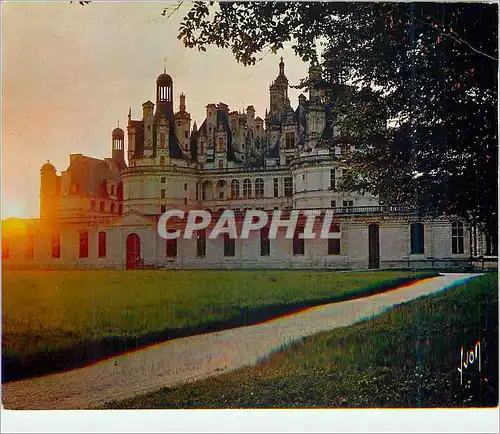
[[105, 273, 498, 409], [2, 269, 437, 381]]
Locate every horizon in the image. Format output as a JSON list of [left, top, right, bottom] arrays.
[[2, 2, 308, 219]]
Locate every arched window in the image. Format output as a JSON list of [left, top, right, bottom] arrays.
[[216, 180, 227, 200], [91, 200, 96, 211], [118, 204, 123, 215], [255, 178, 264, 199], [100, 201, 105, 212], [110, 203, 116, 214], [166, 231, 177, 258], [243, 179, 252, 199], [202, 181, 213, 201], [231, 180, 240, 199], [410, 223, 425, 254]]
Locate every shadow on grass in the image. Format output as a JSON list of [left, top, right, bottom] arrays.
[[2, 273, 438, 383]]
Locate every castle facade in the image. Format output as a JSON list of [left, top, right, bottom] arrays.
[[2, 60, 474, 270]]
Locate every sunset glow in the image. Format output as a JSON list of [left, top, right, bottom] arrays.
[[2, 2, 307, 219]]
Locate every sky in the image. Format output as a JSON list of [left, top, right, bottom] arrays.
[[2, 1, 308, 219]]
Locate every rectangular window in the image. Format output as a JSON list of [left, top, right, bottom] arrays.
[[343, 200, 353, 208], [284, 177, 293, 197], [161, 189, 166, 199], [197, 229, 206, 257], [342, 168, 348, 176], [327, 224, 340, 255], [223, 233, 235, 257], [166, 238, 177, 258], [26, 234, 35, 259], [330, 169, 336, 189], [452, 221, 464, 254], [260, 227, 270, 256], [328, 239, 341, 255], [285, 132, 295, 149], [410, 223, 425, 254], [159, 132, 166, 148], [51, 232, 60, 259], [331, 200, 336, 208], [293, 225, 305, 255], [273, 178, 279, 197], [184, 197, 188, 205], [160, 156, 166, 166], [79, 231, 89, 258], [218, 160, 223, 169], [218, 137, 224, 152], [184, 131, 189, 139], [161, 205, 166, 213], [98, 231, 106, 258], [2, 238, 10, 259], [161, 177, 166, 184], [184, 183, 188, 191]]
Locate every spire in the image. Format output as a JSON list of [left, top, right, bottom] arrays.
[[117, 120, 120, 128], [164, 57, 167, 74], [193, 121, 197, 132], [179, 93, 186, 112]]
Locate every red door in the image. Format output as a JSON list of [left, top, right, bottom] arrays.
[[126, 233, 141, 269]]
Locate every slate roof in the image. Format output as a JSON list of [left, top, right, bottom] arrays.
[[66, 155, 120, 199], [267, 136, 280, 159]]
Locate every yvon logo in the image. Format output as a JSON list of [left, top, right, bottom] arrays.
[[457, 340, 481, 386]]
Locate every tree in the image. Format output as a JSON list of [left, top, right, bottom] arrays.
[[175, 2, 498, 252]]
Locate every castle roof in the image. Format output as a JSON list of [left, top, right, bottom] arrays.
[[41, 161, 56, 172], [66, 155, 120, 199]]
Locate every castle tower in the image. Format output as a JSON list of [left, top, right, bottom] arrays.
[[40, 161, 60, 219], [112, 124, 126, 170], [269, 57, 289, 125], [155, 70, 174, 122], [174, 92, 191, 152], [142, 100, 155, 158]]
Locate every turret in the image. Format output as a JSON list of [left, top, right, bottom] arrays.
[[112, 124, 126, 170], [142, 100, 155, 157], [155, 70, 174, 122], [174, 93, 191, 152], [40, 161, 60, 219], [269, 57, 289, 125]]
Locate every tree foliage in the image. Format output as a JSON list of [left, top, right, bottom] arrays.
[[176, 2, 498, 250]]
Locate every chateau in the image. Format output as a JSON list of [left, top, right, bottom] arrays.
[[2, 60, 476, 270]]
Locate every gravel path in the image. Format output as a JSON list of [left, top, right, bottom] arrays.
[[2, 273, 481, 410]]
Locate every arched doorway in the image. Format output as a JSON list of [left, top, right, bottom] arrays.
[[126, 233, 141, 269], [368, 224, 380, 269]]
